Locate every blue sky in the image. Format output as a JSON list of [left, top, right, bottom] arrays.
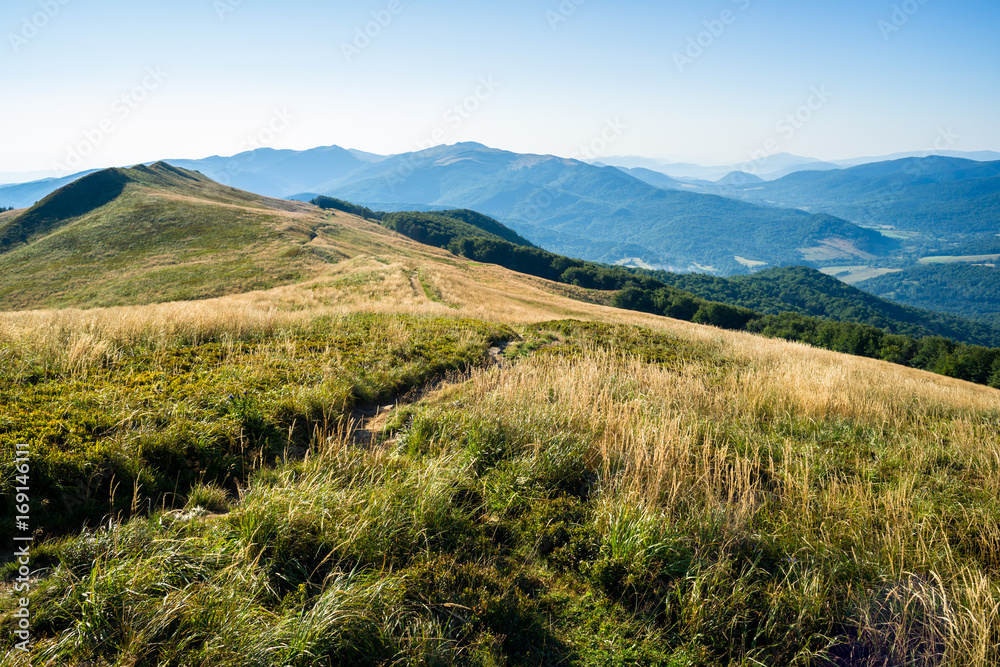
[[2, 0, 998, 174]]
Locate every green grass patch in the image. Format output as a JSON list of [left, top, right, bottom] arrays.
[[3, 319, 999, 665], [0, 314, 512, 540], [416, 269, 456, 308]]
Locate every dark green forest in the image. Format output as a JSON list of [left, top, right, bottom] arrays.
[[859, 263, 1000, 329], [354, 206, 1000, 389], [381, 209, 537, 248], [944, 235, 1000, 256], [311, 195, 386, 221], [642, 265, 1000, 346]]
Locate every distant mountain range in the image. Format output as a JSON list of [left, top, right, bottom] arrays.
[[4, 161, 999, 351], [298, 142, 895, 274], [1, 142, 902, 274], [594, 153, 841, 182], [6, 145, 996, 204], [593, 150, 1000, 182], [0, 146, 385, 207], [4, 143, 999, 277], [166, 145, 387, 198], [714, 156, 1000, 236]]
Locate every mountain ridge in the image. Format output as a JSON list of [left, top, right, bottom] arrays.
[[717, 156, 1000, 236], [0, 162, 348, 310], [307, 143, 894, 273], [4, 145, 998, 279]]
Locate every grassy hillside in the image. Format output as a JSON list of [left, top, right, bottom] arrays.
[[0, 163, 369, 311], [2, 173, 999, 665], [0, 208, 21, 228], [2, 257, 999, 665]]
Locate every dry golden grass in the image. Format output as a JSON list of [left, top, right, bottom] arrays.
[[420, 331, 999, 663], [0, 213, 629, 356], [3, 205, 998, 397], [2, 207, 999, 665]]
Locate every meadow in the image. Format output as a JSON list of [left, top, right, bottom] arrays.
[[1, 194, 999, 665], [1, 251, 998, 665]]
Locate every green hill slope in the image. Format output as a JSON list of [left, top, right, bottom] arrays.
[[0, 163, 341, 310]]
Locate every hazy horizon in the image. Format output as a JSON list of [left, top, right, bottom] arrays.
[[4, 140, 1000, 185], [4, 0, 999, 175]]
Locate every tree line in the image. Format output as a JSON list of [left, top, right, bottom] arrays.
[[316, 205, 1000, 390], [642, 265, 1000, 347], [311, 196, 385, 221]]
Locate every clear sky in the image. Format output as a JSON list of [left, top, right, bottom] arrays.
[[2, 0, 998, 174]]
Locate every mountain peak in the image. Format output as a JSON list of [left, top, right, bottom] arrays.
[[717, 170, 764, 185], [0, 163, 276, 252], [451, 141, 490, 150], [0, 168, 135, 250]]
